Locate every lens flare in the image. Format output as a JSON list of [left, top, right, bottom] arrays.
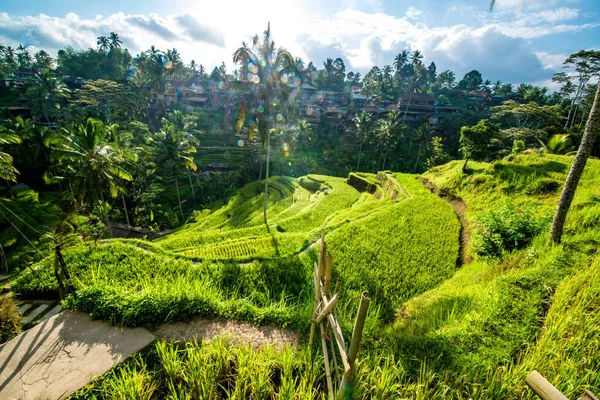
[[281, 74, 289, 83], [294, 77, 301, 86], [285, 151, 290, 157], [218, 81, 225, 90], [258, 105, 265, 113], [252, 75, 260, 84], [276, 113, 284, 121], [163, 59, 173, 70], [237, 139, 244, 147]]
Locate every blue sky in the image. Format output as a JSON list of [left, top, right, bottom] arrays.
[[1, 0, 599, 88]]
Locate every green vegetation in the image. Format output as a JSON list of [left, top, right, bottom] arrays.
[[0, 294, 21, 343]]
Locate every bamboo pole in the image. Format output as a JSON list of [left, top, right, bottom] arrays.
[[525, 371, 568, 400], [316, 293, 338, 324], [309, 262, 322, 347], [320, 322, 335, 400], [336, 292, 370, 400], [328, 324, 339, 379], [324, 252, 333, 295], [347, 292, 370, 364]]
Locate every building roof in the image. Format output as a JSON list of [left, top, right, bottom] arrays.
[[187, 96, 209, 102], [400, 92, 435, 103]]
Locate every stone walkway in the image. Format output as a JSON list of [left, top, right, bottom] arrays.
[[0, 311, 155, 400]]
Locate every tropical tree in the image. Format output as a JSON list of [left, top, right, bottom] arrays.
[[550, 83, 600, 243], [413, 123, 431, 172], [45, 119, 134, 231], [0, 128, 21, 182], [108, 32, 122, 49], [97, 36, 110, 52], [376, 110, 403, 171], [353, 111, 374, 171], [25, 71, 70, 124], [232, 23, 296, 225], [394, 50, 410, 72], [540, 134, 575, 155], [151, 115, 199, 219], [33, 50, 53, 69], [459, 119, 499, 170]]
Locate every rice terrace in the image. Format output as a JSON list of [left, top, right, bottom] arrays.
[[0, 0, 600, 398]]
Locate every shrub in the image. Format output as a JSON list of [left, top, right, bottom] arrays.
[[0, 294, 21, 343], [525, 178, 561, 195], [473, 200, 549, 258]]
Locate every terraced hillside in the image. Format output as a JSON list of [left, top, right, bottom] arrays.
[[13, 173, 460, 330]]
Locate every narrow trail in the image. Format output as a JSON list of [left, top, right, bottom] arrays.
[[419, 178, 472, 265], [385, 173, 410, 199]]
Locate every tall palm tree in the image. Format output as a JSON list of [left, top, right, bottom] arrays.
[[97, 36, 110, 52], [108, 32, 122, 49], [353, 111, 374, 171], [411, 50, 423, 66], [3, 46, 16, 65], [394, 50, 410, 72], [377, 110, 403, 171], [0, 128, 21, 182], [413, 123, 431, 172], [232, 23, 296, 225], [162, 110, 201, 202], [151, 116, 198, 219], [550, 83, 600, 242], [26, 71, 70, 124], [45, 119, 134, 231]]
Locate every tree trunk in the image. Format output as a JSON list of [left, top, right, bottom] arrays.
[[0, 242, 7, 272], [414, 142, 423, 173], [174, 167, 184, 220], [187, 169, 196, 202], [263, 128, 270, 226], [564, 99, 574, 129], [99, 190, 113, 238], [356, 136, 364, 171], [550, 84, 600, 243], [462, 158, 469, 172], [121, 193, 130, 226], [382, 145, 389, 171]]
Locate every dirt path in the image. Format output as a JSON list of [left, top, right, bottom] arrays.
[[419, 178, 473, 265], [154, 318, 299, 349], [385, 173, 410, 199]]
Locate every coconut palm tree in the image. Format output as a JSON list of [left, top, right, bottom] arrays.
[[539, 134, 575, 155], [45, 119, 134, 232], [162, 110, 201, 202], [377, 110, 403, 171], [33, 49, 53, 69], [394, 50, 410, 72], [2, 46, 16, 65], [26, 71, 70, 124], [108, 32, 122, 49], [232, 23, 296, 225], [411, 50, 423, 66], [97, 36, 110, 52], [16, 45, 32, 68], [413, 123, 431, 172], [0, 128, 21, 182], [550, 83, 600, 242], [151, 117, 198, 219], [353, 111, 374, 171]]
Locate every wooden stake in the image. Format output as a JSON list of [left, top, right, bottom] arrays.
[[320, 322, 335, 400], [525, 371, 568, 400]]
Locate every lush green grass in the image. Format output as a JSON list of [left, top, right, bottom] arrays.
[[327, 193, 461, 320], [13, 241, 313, 329]]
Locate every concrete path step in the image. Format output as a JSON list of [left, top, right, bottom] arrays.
[[39, 304, 62, 323], [22, 304, 49, 325], [18, 303, 32, 315], [0, 311, 155, 400]]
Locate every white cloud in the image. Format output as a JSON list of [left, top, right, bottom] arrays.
[[405, 7, 422, 20], [0, 1, 595, 85]]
